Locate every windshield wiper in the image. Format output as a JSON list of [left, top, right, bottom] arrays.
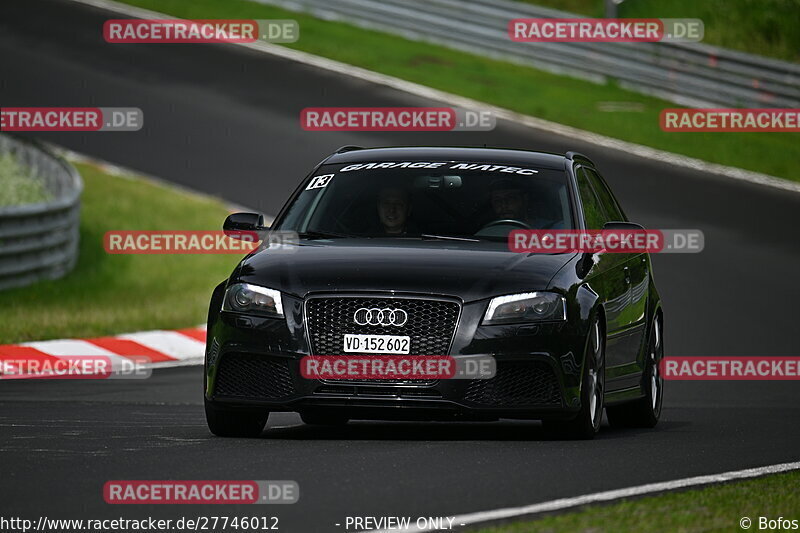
[[298, 230, 358, 239], [299, 231, 480, 242], [420, 234, 480, 242]]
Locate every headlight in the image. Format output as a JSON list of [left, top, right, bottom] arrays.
[[483, 292, 566, 324], [222, 283, 284, 318]]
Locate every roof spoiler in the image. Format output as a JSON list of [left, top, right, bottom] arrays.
[[334, 145, 363, 154], [565, 151, 592, 162]]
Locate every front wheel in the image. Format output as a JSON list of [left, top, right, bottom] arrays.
[[544, 317, 605, 440], [205, 398, 269, 437], [606, 315, 663, 428]]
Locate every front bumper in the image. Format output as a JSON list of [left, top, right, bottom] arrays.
[[205, 294, 588, 421]]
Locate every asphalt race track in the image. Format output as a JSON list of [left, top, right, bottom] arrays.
[[2, 1, 800, 531]]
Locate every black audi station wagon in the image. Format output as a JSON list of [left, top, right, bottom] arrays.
[[204, 147, 664, 439]]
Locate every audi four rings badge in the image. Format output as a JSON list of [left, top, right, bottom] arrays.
[[353, 308, 408, 327]]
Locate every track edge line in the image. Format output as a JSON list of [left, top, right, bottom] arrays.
[[65, 0, 800, 195], [363, 461, 800, 532]]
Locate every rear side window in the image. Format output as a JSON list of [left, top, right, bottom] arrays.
[[576, 168, 606, 229], [584, 168, 625, 222]]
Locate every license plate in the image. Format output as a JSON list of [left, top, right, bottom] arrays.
[[343, 334, 410, 354]]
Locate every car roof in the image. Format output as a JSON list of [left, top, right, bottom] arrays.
[[323, 147, 571, 170]]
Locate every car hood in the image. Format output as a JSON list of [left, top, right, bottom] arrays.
[[235, 239, 574, 303]]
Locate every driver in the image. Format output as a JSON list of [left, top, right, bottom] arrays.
[[490, 177, 530, 223], [488, 178, 566, 230], [377, 187, 411, 235]]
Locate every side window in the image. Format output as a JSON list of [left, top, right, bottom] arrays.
[[576, 168, 606, 229], [584, 168, 625, 222]]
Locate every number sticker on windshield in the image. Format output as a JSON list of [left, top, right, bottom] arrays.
[[306, 174, 334, 190]]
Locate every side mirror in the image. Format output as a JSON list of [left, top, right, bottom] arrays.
[[223, 212, 267, 240], [224, 212, 266, 231], [603, 221, 645, 231]]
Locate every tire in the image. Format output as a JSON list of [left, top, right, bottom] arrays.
[[606, 315, 663, 428], [205, 398, 269, 437], [544, 317, 605, 440], [300, 411, 349, 426]]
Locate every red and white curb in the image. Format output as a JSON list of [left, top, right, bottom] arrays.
[[0, 326, 206, 379]]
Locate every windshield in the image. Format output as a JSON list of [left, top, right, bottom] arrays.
[[274, 161, 574, 240]]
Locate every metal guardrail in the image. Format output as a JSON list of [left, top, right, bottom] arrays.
[[0, 135, 82, 291], [259, 0, 800, 108]]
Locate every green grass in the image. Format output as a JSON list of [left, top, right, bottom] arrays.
[[519, 0, 800, 63], [115, 0, 798, 182], [474, 470, 800, 532], [0, 162, 238, 344], [0, 153, 53, 207]]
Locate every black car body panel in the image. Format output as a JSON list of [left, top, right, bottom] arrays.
[[236, 240, 576, 302]]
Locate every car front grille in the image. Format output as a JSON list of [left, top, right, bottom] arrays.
[[214, 353, 295, 400], [305, 296, 460, 356], [464, 362, 562, 406], [305, 295, 460, 386]]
